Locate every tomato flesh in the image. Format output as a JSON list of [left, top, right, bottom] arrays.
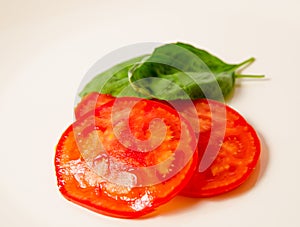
[[55, 98, 198, 218], [179, 99, 261, 197]]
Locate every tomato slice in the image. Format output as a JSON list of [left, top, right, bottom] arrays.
[[55, 98, 198, 218], [178, 99, 261, 197], [74, 92, 115, 119]]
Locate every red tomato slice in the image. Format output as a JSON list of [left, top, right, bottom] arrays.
[[74, 92, 115, 119], [178, 99, 261, 197], [55, 98, 198, 218]]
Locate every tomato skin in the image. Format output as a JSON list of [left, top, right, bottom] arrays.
[[74, 92, 115, 119], [179, 99, 261, 197], [55, 98, 198, 218]]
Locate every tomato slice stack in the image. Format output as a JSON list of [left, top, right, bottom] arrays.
[[56, 97, 198, 218], [55, 93, 261, 218]]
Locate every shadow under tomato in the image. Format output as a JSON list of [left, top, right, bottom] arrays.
[[139, 131, 269, 218], [140, 196, 201, 219], [256, 132, 270, 181]]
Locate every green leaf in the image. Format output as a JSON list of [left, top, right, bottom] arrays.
[[128, 42, 263, 100], [79, 42, 264, 101], [79, 55, 148, 98]]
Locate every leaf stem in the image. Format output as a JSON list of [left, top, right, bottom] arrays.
[[236, 57, 256, 68], [235, 74, 265, 78], [234, 57, 264, 78]]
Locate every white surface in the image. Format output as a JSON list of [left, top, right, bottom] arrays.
[[1, 0, 300, 226]]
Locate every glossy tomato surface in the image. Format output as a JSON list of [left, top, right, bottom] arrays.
[[74, 92, 115, 119], [55, 98, 198, 218], [178, 99, 261, 197]]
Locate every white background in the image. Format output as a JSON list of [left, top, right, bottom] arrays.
[[1, 0, 300, 226]]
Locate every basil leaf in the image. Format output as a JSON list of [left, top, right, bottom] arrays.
[[79, 42, 263, 100], [129, 42, 260, 100]]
